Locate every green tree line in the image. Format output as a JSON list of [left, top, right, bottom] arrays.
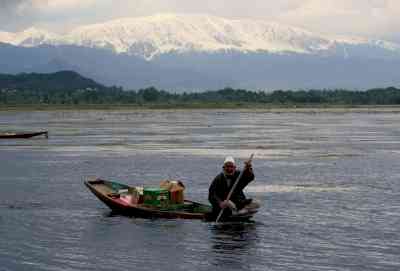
[[1, 71, 400, 106], [2, 86, 400, 106]]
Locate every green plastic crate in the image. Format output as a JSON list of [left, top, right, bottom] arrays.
[[143, 187, 169, 206]]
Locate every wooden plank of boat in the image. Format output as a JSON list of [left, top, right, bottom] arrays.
[[84, 179, 257, 221], [0, 131, 48, 139]]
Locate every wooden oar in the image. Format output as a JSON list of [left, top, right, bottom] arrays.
[[216, 153, 254, 223]]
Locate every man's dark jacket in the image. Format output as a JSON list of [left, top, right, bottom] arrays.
[[208, 168, 254, 217]]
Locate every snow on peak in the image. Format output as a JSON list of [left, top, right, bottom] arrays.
[[64, 13, 335, 59], [333, 35, 400, 51], [1, 14, 399, 60], [0, 27, 59, 47], [0, 31, 15, 44]]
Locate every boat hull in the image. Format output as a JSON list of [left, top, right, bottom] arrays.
[[85, 179, 209, 219], [0, 131, 48, 139]]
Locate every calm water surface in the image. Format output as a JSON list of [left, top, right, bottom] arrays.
[[0, 110, 399, 271]]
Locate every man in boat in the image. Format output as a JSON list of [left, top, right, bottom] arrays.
[[208, 156, 259, 220]]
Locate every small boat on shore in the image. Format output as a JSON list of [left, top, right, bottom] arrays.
[[0, 131, 48, 139], [85, 179, 257, 221]]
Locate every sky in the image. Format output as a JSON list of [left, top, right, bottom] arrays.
[[0, 0, 399, 42]]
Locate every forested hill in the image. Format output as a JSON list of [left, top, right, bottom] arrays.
[[0, 71, 109, 92]]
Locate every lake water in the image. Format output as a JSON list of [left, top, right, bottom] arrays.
[[0, 110, 399, 271]]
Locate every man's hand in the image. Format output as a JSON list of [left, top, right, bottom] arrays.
[[219, 200, 237, 210], [244, 160, 253, 171], [219, 200, 229, 209]]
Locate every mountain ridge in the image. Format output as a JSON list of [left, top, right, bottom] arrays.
[[1, 14, 400, 60], [1, 14, 400, 90]]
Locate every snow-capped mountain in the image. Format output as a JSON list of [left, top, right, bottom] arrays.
[[1, 14, 400, 90], [1, 14, 400, 60]]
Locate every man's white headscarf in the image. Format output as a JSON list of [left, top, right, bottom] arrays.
[[224, 156, 235, 165]]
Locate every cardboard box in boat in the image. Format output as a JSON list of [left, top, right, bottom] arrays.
[[160, 180, 185, 204]]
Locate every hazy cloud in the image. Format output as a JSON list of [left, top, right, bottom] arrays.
[[0, 0, 37, 30], [278, 0, 400, 38], [0, 0, 101, 31], [0, 0, 399, 41], [30, 0, 96, 11], [0, 0, 25, 10]]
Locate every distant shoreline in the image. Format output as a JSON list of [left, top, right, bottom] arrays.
[[2, 104, 400, 113]]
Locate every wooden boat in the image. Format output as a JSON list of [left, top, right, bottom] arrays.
[[0, 131, 48, 139], [85, 179, 257, 221]]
